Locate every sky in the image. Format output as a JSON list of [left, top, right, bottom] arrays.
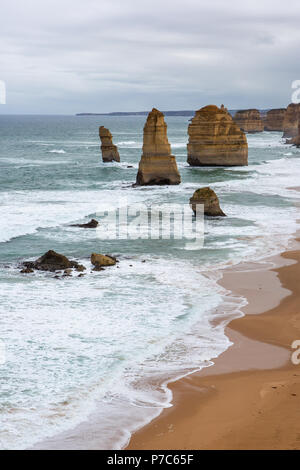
[[1, 0, 300, 114]]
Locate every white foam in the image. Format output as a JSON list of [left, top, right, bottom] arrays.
[[0, 257, 239, 450], [48, 149, 66, 154], [0, 188, 143, 243], [116, 140, 141, 148], [171, 142, 187, 148]]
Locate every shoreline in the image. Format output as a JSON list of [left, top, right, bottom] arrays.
[[32, 244, 300, 450], [126, 243, 300, 450]]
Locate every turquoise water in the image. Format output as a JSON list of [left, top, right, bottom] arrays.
[[0, 114, 300, 449]]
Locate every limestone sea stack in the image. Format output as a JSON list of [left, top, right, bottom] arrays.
[[99, 126, 120, 162], [264, 108, 286, 131], [233, 109, 264, 133], [187, 105, 248, 166], [189, 187, 226, 217], [282, 103, 300, 138], [136, 108, 181, 185]]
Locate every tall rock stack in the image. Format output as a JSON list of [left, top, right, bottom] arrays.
[[136, 108, 181, 185], [99, 126, 120, 162], [187, 105, 248, 167], [264, 108, 286, 131], [282, 103, 300, 138], [233, 109, 264, 133]]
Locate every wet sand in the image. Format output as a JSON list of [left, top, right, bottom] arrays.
[[127, 247, 300, 450]]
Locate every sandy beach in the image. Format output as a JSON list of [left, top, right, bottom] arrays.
[[127, 244, 300, 450]]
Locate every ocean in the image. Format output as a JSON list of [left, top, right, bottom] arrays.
[[0, 114, 300, 449]]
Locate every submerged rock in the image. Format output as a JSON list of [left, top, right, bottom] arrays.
[[64, 268, 72, 276], [283, 103, 300, 138], [136, 108, 181, 185], [233, 109, 264, 133], [264, 108, 286, 131], [92, 266, 105, 272], [187, 105, 248, 166], [20, 267, 34, 274], [70, 219, 99, 228], [189, 187, 226, 217], [22, 250, 86, 273], [91, 253, 117, 267], [75, 265, 86, 272], [99, 126, 120, 162]]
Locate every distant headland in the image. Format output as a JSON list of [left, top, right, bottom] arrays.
[[76, 110, 195, 117], [76, 109, 270, 117]]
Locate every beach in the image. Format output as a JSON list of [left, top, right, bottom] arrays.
[[127, 244, 300, 449]]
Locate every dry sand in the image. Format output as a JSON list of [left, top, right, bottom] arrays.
[[127, 248, 300, 450]]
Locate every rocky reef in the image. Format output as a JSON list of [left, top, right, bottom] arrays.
[[20, 250, 119, 276], [189, 187, 226, 217], [282, 103, 300, 138], [70, 219, 99, 228], [136, 108, 181, 185], [21, 250, 86, 273], [264, 108, 286, 131], [187, 105, 248, 166], [233, 109, 264, 133], [99, 126, 120, 162]]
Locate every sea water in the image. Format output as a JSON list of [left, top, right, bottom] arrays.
[[0, 114, 300, 449]]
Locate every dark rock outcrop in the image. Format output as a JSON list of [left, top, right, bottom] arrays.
[[233, 109, 264, 133], [136, 108, 181, 185], [22, 250, 86, 272], [20, 267, 34, 274], [99, 126, 120, 162], [283, 103, 300, 138], [187, 105, 248, 166], [70, 219, 99, 228], [189, 187, 226, 217], [264, 109, 286, 131]]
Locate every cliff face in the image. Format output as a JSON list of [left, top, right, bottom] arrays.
[[289, 120, 300, 147], [187, 105, 248, 167], [136, 108, 181, 185], [233, 109, 264, 133], [282, 103, 300, 138], [99, 126, 120, 162], [264, 108, 286, 131]]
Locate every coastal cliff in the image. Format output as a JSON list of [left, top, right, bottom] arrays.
[[290, 120, 300, 147], [187, 105, 248, 166], [233, 109, 264, 133], [99, 126, 120, 162], [264, 108, 286, 131], [282, 103, 300, 138], [136, 108, 181, 185]]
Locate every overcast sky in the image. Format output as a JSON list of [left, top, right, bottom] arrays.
[[1, 0, 300, 114]]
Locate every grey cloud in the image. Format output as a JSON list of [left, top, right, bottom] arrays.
[[1, 0, 300, 113]]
